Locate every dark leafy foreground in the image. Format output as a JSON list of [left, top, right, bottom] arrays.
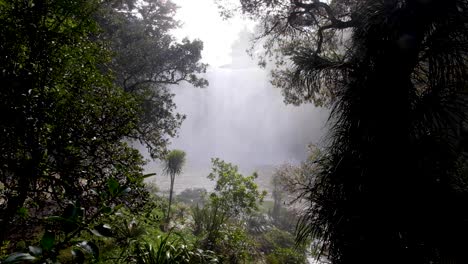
[[228, 0, 468, 263], [0, 0, 206, 261], [0, 0, 307, 262], [1, 158, 307, 264]]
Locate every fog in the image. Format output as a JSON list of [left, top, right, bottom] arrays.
[[146, 29, 328, 193]]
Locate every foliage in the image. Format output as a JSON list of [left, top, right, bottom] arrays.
[[246, 212, 273, 234], [0, 0, 206, 261], [97, 0, 208, 159], [99, 0, 208, 91], [134, 234, 191, 264], [261, 228, 296, 252], [270, 146, 320, 231], [217, 0, 355, 106], [0, 0, 324, 262], [226, 0, 468, 263], [265, 247, 307, 264], [192, 203, 257, 263], [257, 228, 307, 264], [163, 149, 186, 222], [188, 159, 270, 263], [273, 145, 321, 198], [163, 150, 187, 178], [177, 188, 208, 206], [270, 145, 322, 218], [212, 223, 257, 263], [191, 203, 227, 245], [0, 0, 151, 247], [208, 158, 267, 218], [97, 203, 218, 264], [98, 209, 157, 262]]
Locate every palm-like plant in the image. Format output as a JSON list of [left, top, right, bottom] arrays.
[[134, 232, 219, 264], [163, 149, 186, 222]]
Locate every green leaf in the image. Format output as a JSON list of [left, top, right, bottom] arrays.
[[77, 241, 99, 259], [46, 216, 65, 221], [17, 207, 29, 218], [90, 189, 99, 196], [63, 204, 83, 220], [3, 252, 36, 263], [107, 178, 119, 196], [46, 215, 79, 226], [28, 246, 42, 256], [90, 224, 113, 237], [101, 206, 112, 214], [40, 231, 55, 251], [113, 204, 124, 212], [71, 249, 85, 264], [121, 187, 131, 195]]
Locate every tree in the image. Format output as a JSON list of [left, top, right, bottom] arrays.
[[0, 0, 206, 253], [270, 146, 321, 232], [0, 0, 148, 244], [222, 0, 468, 263], [270, 172, 283, 220], [177, 188, 208, 206], [208, 158, 267, 218], [272, 145, 321, 203], [96, 0, 208, 159], [271, 145, 320, 220], [163, 149, 186, 221], [192, 159, 267, 263], [217, 0, 358, 107]]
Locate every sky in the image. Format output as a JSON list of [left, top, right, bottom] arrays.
[[171, 0, 255, 67]]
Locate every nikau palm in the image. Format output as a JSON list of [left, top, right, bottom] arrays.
[[163, 150, 186, 222]]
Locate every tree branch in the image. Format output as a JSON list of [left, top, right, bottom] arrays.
[[290, 1, 356, 54]]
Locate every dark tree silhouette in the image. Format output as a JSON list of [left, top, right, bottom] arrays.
[[226, 0, 468, 263]]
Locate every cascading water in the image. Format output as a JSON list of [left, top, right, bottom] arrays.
[[146, 28, 328, 194]]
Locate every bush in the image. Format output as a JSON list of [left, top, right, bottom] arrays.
[[257, 228, 308, 264], [177, 188, 207, 206], [266, 248, 307, 264]]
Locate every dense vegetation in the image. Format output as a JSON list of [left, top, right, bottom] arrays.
[[0, 0, 307, 263], [2, 0, 467, 263]]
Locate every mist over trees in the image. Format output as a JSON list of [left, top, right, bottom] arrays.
[[0, 0, 311, 263], [1, 0, 467, 263]]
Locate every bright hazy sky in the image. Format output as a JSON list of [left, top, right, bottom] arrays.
[[171, 0, 255, 67]]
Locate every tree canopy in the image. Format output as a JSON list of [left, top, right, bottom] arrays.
[[163, 150, 187, 178], [208, 158, 267, 218], [0, 0, 207, 251], [97, 0, 208, 159]]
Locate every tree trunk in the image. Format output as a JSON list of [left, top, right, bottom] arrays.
[[166, 174, 175, 223]]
